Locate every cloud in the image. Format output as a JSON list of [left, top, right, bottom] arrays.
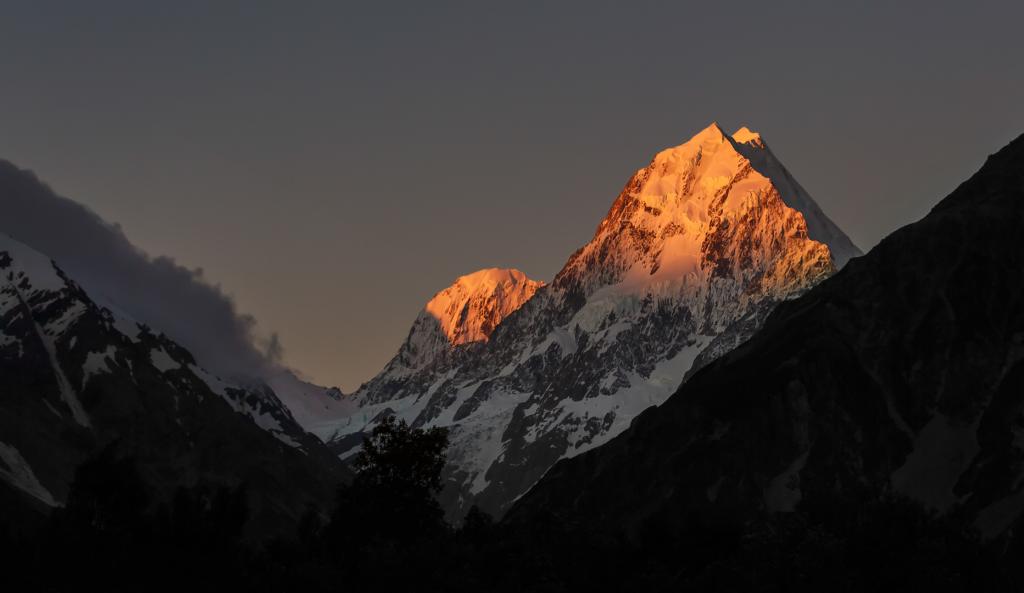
[[0, 159, 281, 379]]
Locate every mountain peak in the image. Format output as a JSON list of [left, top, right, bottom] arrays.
[[447, 268, 534, 298], [658, 121, 731, 156], [424, 268, 542, 346], [731, 126, 763, 146], [694, 120, 730, 141], [562, 122, 860, 301], [644, 122, 741, 184]]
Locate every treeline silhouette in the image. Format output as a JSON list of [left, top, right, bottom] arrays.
[[2, 418, 1019, 592]]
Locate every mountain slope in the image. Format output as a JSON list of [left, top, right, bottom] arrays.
[[327, 123, 860, 518], [266, 369, 354, 439], [510, 133, 1024, 542], [0, 233, 349, 534]]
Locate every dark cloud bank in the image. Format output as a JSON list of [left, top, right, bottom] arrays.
[[0, 159, 280, 379]]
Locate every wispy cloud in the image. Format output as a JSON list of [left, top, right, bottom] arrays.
[[0, 160, 281, 379]]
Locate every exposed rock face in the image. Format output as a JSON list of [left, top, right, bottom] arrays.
[[0, 234, 348, 534], [327, 123, 860, 519], [510, 133, 1024, 543]]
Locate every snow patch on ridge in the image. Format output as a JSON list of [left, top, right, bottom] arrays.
[[150, 347, 181, 373], [891, 413, 980, 511], [81, 345, 118, 389], [0, 441, 57, 506]]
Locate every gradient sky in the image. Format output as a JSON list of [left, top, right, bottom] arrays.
[[1, 0, 1022, 391]]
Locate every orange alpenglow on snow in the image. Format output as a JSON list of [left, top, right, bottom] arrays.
[[424, 268, 543, 345], [562, 122, 860, 304], [730, 125, 762, 146]]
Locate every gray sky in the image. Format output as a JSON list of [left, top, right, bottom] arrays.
[[1, 0, 1022, 390]]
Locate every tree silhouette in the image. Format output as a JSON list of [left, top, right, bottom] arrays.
[[352, 415, 449, 493], [61, 448, 150, 536], [458, 504, 494, 546], [326, 416, 450, 582], [43, 449, 154, 591]]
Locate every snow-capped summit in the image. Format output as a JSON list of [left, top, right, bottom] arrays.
[[731, 125, 762, 146], [326, 122, 861, 520], [560, 122, 857, 302], [356, 268, 542, 405], [425, 268, 543, 347]]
